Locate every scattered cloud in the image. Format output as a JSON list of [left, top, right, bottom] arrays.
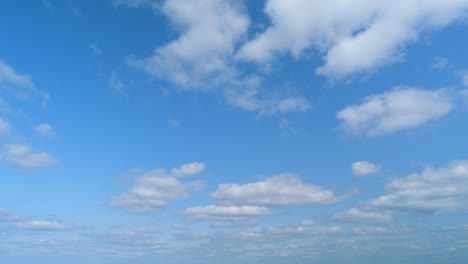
[[109, 164, 204, 213], [171, 162, 205, 178], [351, 161, 380, 177], [182, 205, 272, 222], [369, 160, 468, 214], [337, 87, 454, 136], [333, 208, 393, 224], [34, 123, 55, 139], [1, 144, 57, 168], [237, 0, 468, 79], [335, 159, 468, 225], [16, 220, 66, 231], [109, 71, 124, 93], [212, 173, 339, 206]]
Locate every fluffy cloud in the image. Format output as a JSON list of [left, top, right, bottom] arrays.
[[212, 173, 338, 206], [337, 87, 454, 136], [1, 144, 57, 168], [351, 161, 380, 177], [369, 160, 468, 214], [128, 0, 249, 89], [237, 0, 468, 78], [182, 205, 272, 222], [171, 162, 205, 178], [34, 123, 55, 139], [0, 118, 10, 134], [109, 164, 205, 213], [333, 208, 393, 224], [336, 160, 468, 224], [16, 220, 66, 231]]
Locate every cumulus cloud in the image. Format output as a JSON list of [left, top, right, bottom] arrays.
[[34, 123, 55, 139], [237, 0, 468, 79], [171, 162, 205, 178], [212, 173, 338, 206], [351, 161, 380, 177], [337, 160, 468, 224], [182, 205, 272, 222], [127, 0, 249, 89], [337, 87, 454, 136], [16, 220, 66, 231], [109, 165, 204, 213], [0, 118, 10, 134], [369, 160, 468, 214], [1, 144, 57, 168], [333, 208, 393, 224]]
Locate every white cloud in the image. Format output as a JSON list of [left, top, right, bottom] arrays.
[[127, 0, 249, 89], [109, 166, 204, 213], [351, 161, 380, 177], [16, 220, 66, 231], [237, 0, 468, 79], [337, 87, 454, 136], [2, 144, 57, 168], [34, 123, 54, 139], [109, 71, 124, 93], [182, 205, 272, 222], [0, 60, 34, 88], [334, 160, 468, 224], [369, 160, 468, 214], [171, 162, 205, 178], [212, 173, 338, 206], [0, 59, 48, 104], [0, 118, 11, 134], [333, 208, 393, 224]]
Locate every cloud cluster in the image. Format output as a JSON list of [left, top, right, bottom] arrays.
[[212, 173, 338, 206], [109, 163, 205, 213], [183, 173, 339, 225], [335, 160, 468, 224], [337, 87, 454, 136], [237, 0, 468, 78]]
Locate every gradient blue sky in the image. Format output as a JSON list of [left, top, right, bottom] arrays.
[[1, 1, 468, 263]]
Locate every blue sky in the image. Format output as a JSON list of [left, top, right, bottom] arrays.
[[1, 0, 468, 263]]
